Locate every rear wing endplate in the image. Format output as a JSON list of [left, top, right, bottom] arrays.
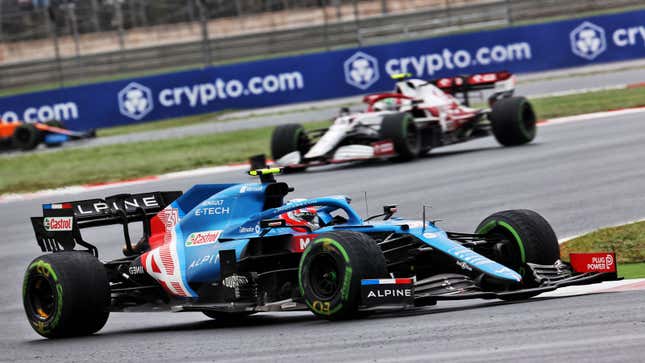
[[31, 191, 181, 256]]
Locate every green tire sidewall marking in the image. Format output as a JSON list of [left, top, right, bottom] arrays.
[[298, 237, 352, 314], [341, 266, 353, 301], [476, 220, 498, 235], [498, 221, 527, 264], [24, 260, 64, 334]]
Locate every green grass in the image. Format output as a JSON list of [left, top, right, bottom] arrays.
[[0, 121, 329, 194], [531, 86, 645, 120], [97, 112, 230, 137], [560, 220, 645, 279]]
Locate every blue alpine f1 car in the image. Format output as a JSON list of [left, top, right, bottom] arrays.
[[23, 169, 617, 338]]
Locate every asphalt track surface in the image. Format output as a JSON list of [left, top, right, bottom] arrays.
[[3, 65, 644, 157], [1, 111, 644, 361]]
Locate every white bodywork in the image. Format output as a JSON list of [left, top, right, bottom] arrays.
[[275, 76, 515, 166]]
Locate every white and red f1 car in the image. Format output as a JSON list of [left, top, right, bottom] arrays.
[[270, 71, 535, 170]]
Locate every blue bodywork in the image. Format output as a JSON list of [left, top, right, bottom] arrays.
[[147, 181, 521, 299]]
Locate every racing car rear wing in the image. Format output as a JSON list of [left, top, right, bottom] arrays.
[[431, 71, 516, 106], [31, 191, 181, 256]]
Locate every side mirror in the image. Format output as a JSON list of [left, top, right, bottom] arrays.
[[260, 218, 287, 229]]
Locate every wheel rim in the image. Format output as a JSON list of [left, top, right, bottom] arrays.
[[308, 253, 341, 300], [27, 275, 56, 321]]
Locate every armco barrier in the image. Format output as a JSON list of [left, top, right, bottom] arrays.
[[0, 9, 644, 131]]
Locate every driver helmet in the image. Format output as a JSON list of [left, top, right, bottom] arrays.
[[280, 199, 319, 232], [372, 97, 398, 111]]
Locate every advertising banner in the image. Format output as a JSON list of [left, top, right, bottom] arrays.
[[1, 9, 643, 130]]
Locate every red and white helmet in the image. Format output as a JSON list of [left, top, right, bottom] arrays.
[[280, 199, 319, 232]]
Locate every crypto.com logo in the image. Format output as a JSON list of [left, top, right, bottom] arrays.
[[570, 21, 607, 60], [118, 82, 154, 120], [344, 51, 380, 90]]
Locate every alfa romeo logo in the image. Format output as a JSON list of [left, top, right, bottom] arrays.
[[344, 51, 380, 90], [570, 21, 607, 60], [118, 82, 154, 120]]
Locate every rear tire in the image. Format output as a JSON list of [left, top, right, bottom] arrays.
[[22, 252, 110, 338], [379, 113, 420, 161], [299, 231, 387, 320], [12, 123, 42, 150], [489, 97, 536, 146], [475, 209, 560, 298]]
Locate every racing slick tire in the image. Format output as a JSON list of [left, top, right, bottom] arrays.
[[475, 209, 560, 298], [299, 231, 388, 320], [271, 123, 310, 172], [489, 97, 536, 146], [12, 123, 42, 151], [380, 113, 421, 161], [22, 252, 110, 338]]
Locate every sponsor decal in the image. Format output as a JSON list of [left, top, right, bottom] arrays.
[[422, 232, 438, 239], [193, 206, 230, 216], [570, 22, 607, 60], [75, 195, 160, 216], [570, 253, 616, 273], [188, 253, 219, 270], [185, 230, 222, 247], [239, 224, 261, 234], [291, 234, 318, 252], [128, 265, 145, 275], [372, 140, 395, 156], [344, 51, 380, 90], [361, 278, 414, 307], [222, 274, 249, 288], [1, 102, 79, 124], [200, 199, 224, 206], [240, 184, 263, 193], [384, 43, 532, 77], [118, 82, 154, 120], [43, 216, 73, 231]]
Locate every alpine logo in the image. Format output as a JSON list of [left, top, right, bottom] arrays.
[[118, 82, 154, 120], [43, 216, 73, 231], [344, 51, 380, 90], [570, 21, 607, 60], [185, 230, 222, 247]]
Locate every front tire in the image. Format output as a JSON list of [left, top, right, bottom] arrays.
[[489, 97, 536, 146], [299, 231, 387, 320], [22, 252, 110, 338], [380, 113, 421, 161], [475, 209, 560, 296]]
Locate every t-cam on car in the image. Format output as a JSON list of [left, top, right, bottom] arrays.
[[23, 169, 617, 338], [271, 71, 536, 170]]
